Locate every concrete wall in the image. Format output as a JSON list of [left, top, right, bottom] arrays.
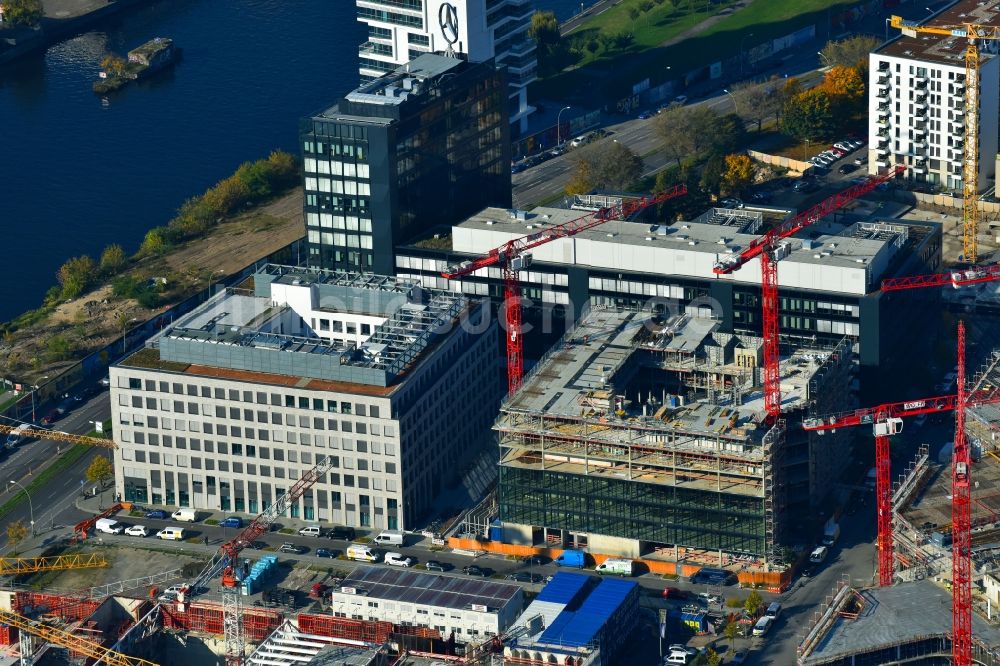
[[747, 150, 813, 176]]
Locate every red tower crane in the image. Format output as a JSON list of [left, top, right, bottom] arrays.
[[712, 165, 905, 420], [440, 185, 688, 395], [882, 263, 1000, 292], [804, 324, 988, 666], [185, 455, 336, 666]]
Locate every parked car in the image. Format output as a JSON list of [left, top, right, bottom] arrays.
[[506, 572, 542, 583], [325, 526, 357, 541], [425, 560, 448, 572], [522, 555, 548, 566], [838, 163, 858, 174], [748, 191, 772, 203], [720, 198, 743, 209], [221, 516, 242, 529], [569, 134, 590, 148], [384, 552, 413, 568], [673, 95, 688, 105], [124, 525, 149, 537], [145, 509, 168, 520], [462, 565, 490, 577], [662, 587, 691, 600], [298, 525, 322, 538], [828, 147, 846, 157], [793, 179, 818, 193], [638, 110, 653, 119], [315, 548, 337, 558], [39, 409, 60, 426], [833, 142, 853, 152], [511, 163, 526, 174], [279, 543, 303, 554], [854, 156, 865, 166]]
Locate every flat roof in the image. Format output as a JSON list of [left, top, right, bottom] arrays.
[[801, 580, 1000, 663], [323, 54, 465, 113], [877, 0, 1000, 67], [129, 265, 471, 389], [503, 308, 829, 436], [335, 566, 521, 612], [447, 206, 918, 296]]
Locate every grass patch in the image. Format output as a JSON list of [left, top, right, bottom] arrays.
[[204, 519, 220, 526], [661, 572, 679, 580], [355, 536, 372, 544], [129, 510, 145, 517], [0, 445, 91, 521], [278, 528, 295, 535]]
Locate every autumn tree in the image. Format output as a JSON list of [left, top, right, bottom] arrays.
[[86, 455, 114, 488], [722, 153, 756, 195], [138, 227, 170, 257], [99, 244, 126, 275], [821, 35, 879, 69], [6, 520, 28, 556], [1, 0, 43, 27], [100, 53, 127, 78], [57, 255, 97, 299], [744, 589, 764, 617], [775, 77, 802, 120], [565, 141, 643, 194], [822, 65, 865, 101]]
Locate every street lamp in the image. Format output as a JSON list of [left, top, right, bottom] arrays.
[[739, 33, 754, 76], [804, 138, 811, 161], [556, 106, 572, 148], [8, 480, 34, 537], [722, 89, 739, 115], [885, 17, 891, 43], [817, 51, 831, 67], [30, 375, 48, 423]]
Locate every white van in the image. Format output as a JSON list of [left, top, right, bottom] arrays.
[[809, 546, 828, 563], [752, 615, 774, 636], [346, 544, 378, 562], [156, 527, 185, 541], [95, 518, 123, 535], [171, 509, 196, 522], [298, 525, 321, 537], [373, 530, 405, 546], [5, 423, 32, 449], [595, 558, 635, 576]]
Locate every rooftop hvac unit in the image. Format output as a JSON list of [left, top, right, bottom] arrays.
[[470, 604, 489, 612]]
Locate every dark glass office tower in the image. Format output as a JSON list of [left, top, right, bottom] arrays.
[[301, 53, 511, 274]]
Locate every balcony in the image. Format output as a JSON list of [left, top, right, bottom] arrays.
[[876, 84, 890, 99], [876, 117, 890, 128], [876, 159, 890, 168], [877, 105, 891, 117], [877, 70, 890, 83]]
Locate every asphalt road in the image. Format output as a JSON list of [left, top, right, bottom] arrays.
[[0, 392, 108, 550]]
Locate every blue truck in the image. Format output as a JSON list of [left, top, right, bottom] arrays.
[[554, 549, 586, 568]]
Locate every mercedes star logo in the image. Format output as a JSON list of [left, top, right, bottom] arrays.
[[439, 2, 460, 46]]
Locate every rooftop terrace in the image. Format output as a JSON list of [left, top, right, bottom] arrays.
[[333, 566, 521, 612]]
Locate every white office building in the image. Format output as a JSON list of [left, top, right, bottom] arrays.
[[110, 266, 500, 531], [356, 0, 537, 131], [330, 566, 523, 642], [868, 0, 1000, 191]]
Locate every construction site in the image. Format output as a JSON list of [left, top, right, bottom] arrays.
[[488, 305, 855, 582]]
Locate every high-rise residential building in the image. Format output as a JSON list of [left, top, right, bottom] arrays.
[[111, 265, 501, 531], [868, 0, 1000, 190], [356, 0, 537, 132], [300, 53, 511, 275]]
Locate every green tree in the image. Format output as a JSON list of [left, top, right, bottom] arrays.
[[6, 520, 28, 556], [265, 150, 298, 185], [528, 10, 560, 48], [782, 89, 839, 141], [1, 0, 43, 27], [722, 153, 756, 196], [744, 589, 764, 618], [821, 35, 879, 70], [56, 255, 97, 299], [705, 649, 721, 666], [99, 244, 126, 275], [46, 334, 72, 361], [724, 620, 740, 655], [708, 113, 746, 155], [566, 141, 644, 194], [729, 81, 782, 132], [138, 227, 170, 257], [700, 153, 726, 196]]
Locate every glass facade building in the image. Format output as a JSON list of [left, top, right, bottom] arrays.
[[301, 54, 511, 275]]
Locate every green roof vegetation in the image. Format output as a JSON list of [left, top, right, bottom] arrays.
[[120, 347, 191, 373]]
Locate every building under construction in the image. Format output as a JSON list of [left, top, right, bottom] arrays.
[[797, 579, 1000, 665], [494, 306, 856, 570]]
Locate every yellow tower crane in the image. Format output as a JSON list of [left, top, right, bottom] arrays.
[[0, 424, 116, 449], [889, 15, 1000, 263], [0, 607, 158, 666], [0, 553, 108, 576]]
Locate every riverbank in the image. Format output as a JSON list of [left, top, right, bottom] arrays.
[[0, 186, 305, 388], [0, 0, 157, 65]]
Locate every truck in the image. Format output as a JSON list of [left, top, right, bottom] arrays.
[[5, 423, 32, 450], [822, 519, 841, 546], [595, 558, 635, 576], [555, 549, 586, 568], [346, 544, 378, 562]]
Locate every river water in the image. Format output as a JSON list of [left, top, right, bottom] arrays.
[[0, 0, 577, 322]]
